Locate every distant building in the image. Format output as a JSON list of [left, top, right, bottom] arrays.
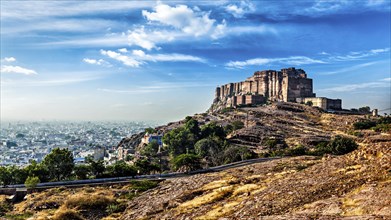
[[296, 97, 342, 110], [141, 133, 163, 146]]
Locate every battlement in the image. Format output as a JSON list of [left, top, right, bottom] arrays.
[[212, 67, 340, 111]]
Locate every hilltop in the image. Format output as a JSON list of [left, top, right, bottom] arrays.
[[1, 102, 390, 219]]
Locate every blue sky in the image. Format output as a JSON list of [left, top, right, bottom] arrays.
[[1, 0, 390, 122]]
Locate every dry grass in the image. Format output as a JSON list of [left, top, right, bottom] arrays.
[[177, 186, 234, 213], [64, 193, 114, 210], [196, 200, 242, 219], [53, 208, 85, 220]]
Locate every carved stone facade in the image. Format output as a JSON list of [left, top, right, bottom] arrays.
[[214, 67, 316, 107]]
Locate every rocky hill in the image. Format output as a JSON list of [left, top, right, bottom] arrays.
[[1, 103, 390, 220], [118, 102, 356, 155]]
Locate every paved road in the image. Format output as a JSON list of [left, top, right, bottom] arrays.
[[4, 157, 281, 189]]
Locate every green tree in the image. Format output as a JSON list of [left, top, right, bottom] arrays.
[[223, 146, 256, 164], [106, 161, 136, 177], [141, 140, 159, 157], [42, 148, 74, 181], [163, 127, 197, 157], [358, 106, 371, 114], [24, 176, 40, 189], [184, 117, 201, 139], [201, 122, 226, 140], [171, 154, 201, 172], [73, 164, 91, 180], [145, 127, 156, 134], [0, 166, 12, 186], [134, 159, 160, 175], [305, 101, 313, 106], [86, 156, 105, 177], [24, 160, 49, 182]]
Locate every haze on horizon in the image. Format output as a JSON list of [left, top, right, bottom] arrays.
[[1, 0, 390, 122]]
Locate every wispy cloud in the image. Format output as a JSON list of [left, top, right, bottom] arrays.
[[1, 65, 37, 75], [100, 49, 206, 67], [2, 19, 120, 35], [319, 78, 391, 92], [98, 82, 214, 94], [2, 57, 16, 62], [328, 48, 390, 61], [2, 75, 101, 87], [1, 1, 155, 19], [225, 0, 255, 18], [100, 50, 142, 67], [41, 33, 128, 48], [226, 56, 325, 69], [317, 61, 379, 75], [83, 58, 111, 67]]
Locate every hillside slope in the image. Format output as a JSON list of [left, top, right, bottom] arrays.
[[121, 141, 390, 219]]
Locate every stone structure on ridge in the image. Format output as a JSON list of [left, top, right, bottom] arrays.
[[211, 67, 341, 111]]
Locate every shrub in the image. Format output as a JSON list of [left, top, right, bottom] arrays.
[[371, 123, 391, 132], [171, 154, 201, 172], [284, 145, 307, 156], [106, 203, 126, 214], [24, 176, 40, 189], [328, 135, 358, 155], [223, 146, 256, 164], [353, 120, 377, 130], [129, 180, 159, 192]]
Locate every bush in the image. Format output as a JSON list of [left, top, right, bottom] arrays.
[[24, 176, 40, 189], [130, 180, 159, 191], [328, 135, 358, 155], [353, 120, 377, 130], [171, 154, 201, 172], [371, 123, 391, 132], [284, 145, 307, 156], [223, 146, 256, 164]]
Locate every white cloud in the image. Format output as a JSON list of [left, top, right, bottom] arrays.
[[319, 79, 391, 92], [42, 33, 128, 48], [143, 4, 212, 36], [132, 50, 146, 57], [225, 0, 255, 18], [101, 49, 206, 67], [141, 3, 226, 40], [83, 58, 110, 66], [118, 48, 128, 53], [1, 65, 37, 75], [3, 57, 16, 62], [226, 56, 325, 69], [318, 61, 378, 75], [100, 50, 142, 67], [127, 26, 166, 50], [329, 48, 390, 61], [98, 82, 213, 94]]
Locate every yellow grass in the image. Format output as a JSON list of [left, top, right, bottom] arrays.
[[232, 184, 260, 196], [177, 186, 234, 213], [195, 200, 241, 219]]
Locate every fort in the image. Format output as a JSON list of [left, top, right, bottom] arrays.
[[213, 67, 341, 110]]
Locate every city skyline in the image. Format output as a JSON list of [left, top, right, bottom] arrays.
[[1, 0, 390, 122]]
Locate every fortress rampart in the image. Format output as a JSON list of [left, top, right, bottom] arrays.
[[213, 67, 341, 110]]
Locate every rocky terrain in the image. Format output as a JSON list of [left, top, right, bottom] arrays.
[[119, 102, 357, 154], [1, 103, 390, 220]]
